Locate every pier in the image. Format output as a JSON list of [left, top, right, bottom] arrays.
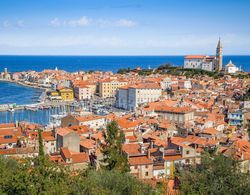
[[0, 101, 77, 112]]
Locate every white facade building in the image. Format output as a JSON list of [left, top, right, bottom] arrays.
[[178, 80, 192, 89], [74, 85, 92, 100], [225, 60, 239, 74], [160, 77, 172, 90], [117, 83, 162, 111], [184, 39, 223, 72], [184, 55, 215, 72], [61, 114, 106, 130]]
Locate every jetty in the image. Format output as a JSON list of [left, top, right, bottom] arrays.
[[0, 101, 77, 112]]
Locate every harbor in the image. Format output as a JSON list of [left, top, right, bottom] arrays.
[[0, 104, 75, 125]]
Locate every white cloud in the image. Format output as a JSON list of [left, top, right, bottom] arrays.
[[49, 17, 137, 28], [50, 16, 91, 27], [68, 16, 91, 27], [50, 18, 61, 27], [116, 19, 137, 27]]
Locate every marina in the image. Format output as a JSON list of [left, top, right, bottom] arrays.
[[0, 104, 76, 125]]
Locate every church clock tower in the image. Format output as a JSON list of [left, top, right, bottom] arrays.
[[215, 38, 223, 71]]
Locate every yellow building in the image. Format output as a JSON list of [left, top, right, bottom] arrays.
[[58, 88, 74, 101], [50, 91, 60, 97], [99, 79, 127, 98]]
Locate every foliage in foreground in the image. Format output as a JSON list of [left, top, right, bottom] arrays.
[[0, 156, 153, 195], [101, 121, 130, 173], [178, 153, 250, 195]]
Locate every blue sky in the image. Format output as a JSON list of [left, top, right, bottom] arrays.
[[0, 0, 249, 55]]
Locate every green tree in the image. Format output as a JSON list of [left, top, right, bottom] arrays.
[[179, 153, 250, 195], [0, 156, 153, 195], [101, 121, 129, 173], [38, 129, 44, 157], [71, 170, 154, 195]]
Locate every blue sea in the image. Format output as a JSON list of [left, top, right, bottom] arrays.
[[0, 55, 249, 73], [0, 81, 43, 105], [0, 55, 249, 125]]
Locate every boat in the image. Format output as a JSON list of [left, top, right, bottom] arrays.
[[8, 108, 15, 112], [25, 106, 38, 111], [42, 105, 50, 109], [47, 113, 67, 128]]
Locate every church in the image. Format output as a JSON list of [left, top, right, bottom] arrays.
[[184, 39, 223, 72]]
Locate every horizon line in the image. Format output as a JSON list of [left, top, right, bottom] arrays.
[[0, 54, 250, 57]]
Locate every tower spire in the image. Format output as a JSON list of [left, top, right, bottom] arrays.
[[215, 38, 223, 72]]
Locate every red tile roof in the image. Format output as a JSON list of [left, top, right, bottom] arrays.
[[128, 156, 153, 165], [185, 55, 206, 59]]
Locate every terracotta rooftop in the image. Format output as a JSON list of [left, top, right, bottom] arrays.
[[128, 156, 153, 165]]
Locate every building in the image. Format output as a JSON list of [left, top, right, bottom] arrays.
[[56, 128, 80, 152], [245, 113, 250, 130], [74, 84, 92, 100], [0, 123, 22, 149], [61, 114, 106, 130], [154, 105, 194, 124], [49, 147, 89, 170], [128, 156, 153, 179], [228, 110, 245, 126], [98, 79, 128, 98], [215, 38, 223, 71], [58, 87, 74, 101], [48, 91, 62, 101], [184, 39, 223, 72], [117, 82, 162, 111], [223, 140, 250, 173], [0, 68, 11, 80], [184, 55, 216, 72], [225, 60, 239, 74], [41, 131, 56, 154]]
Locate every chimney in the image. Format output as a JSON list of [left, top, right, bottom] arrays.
[[150, 140, 153, 148], [167, 137, 171, 146], [147, 150, 151, 159]]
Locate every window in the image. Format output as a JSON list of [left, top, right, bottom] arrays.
[[134, 165, 138, 169], [145, 165, 148, 168], [186, 150, 190, 155], [145, 172, 148, 176], [166, 162, 171, 167], [4, 135, 12, 139]]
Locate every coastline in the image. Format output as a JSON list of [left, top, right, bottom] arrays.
[[0, 79, 47, 91], [0, 79, 48, 108]]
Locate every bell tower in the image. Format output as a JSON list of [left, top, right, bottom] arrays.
[[215, 38, 223, 71]]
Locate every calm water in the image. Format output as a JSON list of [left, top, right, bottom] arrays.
[[0, 107, 73, 125], [0, 55, 249, 73], [0, 81, 43, 105]]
